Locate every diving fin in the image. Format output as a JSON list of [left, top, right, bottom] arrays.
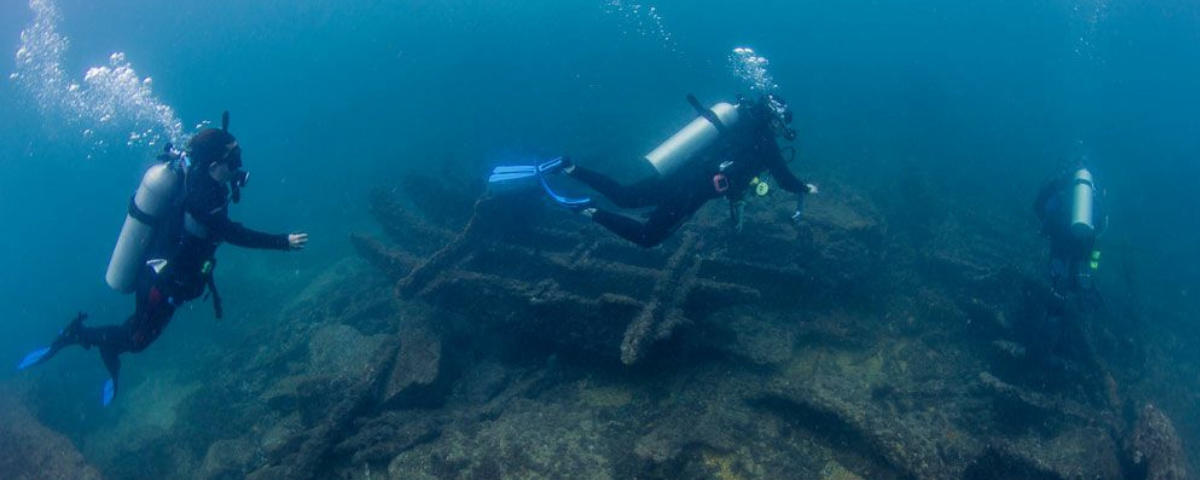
[[491, 165, 538, 175], [488, 165, 539, 194], [539, 174, 592, 209], [536, 156, 568, 174], [16, 312, 88, 370], [102, 378, 116, 407], [487, 157, 591, 208], [16, 346, 51, 370], [488, 169, 537, 183], [488, 157, 569, 186]]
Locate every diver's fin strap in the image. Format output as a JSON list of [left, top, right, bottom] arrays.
[[128, 197, 161, 226], [537, 157, 565, 174], [687, 94, 729, 135]]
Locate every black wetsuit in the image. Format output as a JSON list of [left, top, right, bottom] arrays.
[[80, 170, 289, 395], [1034, 171, 1106, 296], [571, 110, 809, 248]]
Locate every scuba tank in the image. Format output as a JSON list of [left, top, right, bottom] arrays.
[[644, 97, 740, 176], [105, 148, 185, 293], [1069, 167, 1096, 240]]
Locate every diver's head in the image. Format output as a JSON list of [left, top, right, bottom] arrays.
[[190, 128, 246, 180], [187, 112, 250, 200], [741, 93, 796, 140], [207, 150, 242, 183], [186, 127, 238, 172]]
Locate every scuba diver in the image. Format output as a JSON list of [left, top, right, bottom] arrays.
[[1014, 163, 1113, 390], [16, 113, 308, 406], [1033, 164, 1108, 299], [490, 94, 815, 248]]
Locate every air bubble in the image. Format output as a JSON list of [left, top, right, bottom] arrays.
[[13, 0, 185, 153], [602, 1, 678, 53], [729, 47, 777, 93]]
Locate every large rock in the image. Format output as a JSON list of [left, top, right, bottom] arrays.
[[0, 390, 104, 480], [386, 397, 623, 480], [199, 438, 257, 480], [380, 321, 444, 409], [1126, 404, 1190, 480]]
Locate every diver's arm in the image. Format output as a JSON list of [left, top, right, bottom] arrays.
[[761, 142, 809, 194], [757, 139, 816, 225], [217, 219, 291, 250], [186, 194, 291, 250]]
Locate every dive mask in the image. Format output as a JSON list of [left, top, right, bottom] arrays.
[[220, 144, 243, 170], [220, 144, 249, 202]]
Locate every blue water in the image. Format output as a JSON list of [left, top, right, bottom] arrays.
[[1, 0, 1198, 474]]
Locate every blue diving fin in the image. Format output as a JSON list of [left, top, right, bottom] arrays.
[[488, 165, 539, 194], [102, 378, 116, 407], [539, 174, 592, 208], [16, 346, 51, 370], [491, 165, 538, 175], [536, 156, 567, 174], [487, 157, 591, 208]]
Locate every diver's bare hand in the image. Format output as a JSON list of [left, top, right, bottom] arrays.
[[806, 183, 819, 195], [288, 233, 309, 250]]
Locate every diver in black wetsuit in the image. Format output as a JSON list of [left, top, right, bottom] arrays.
[[21, 126, 308, 404], [1034, 165, 1107, 298], [553, 94, 815, 248], [1016, 165, 1110, 373]]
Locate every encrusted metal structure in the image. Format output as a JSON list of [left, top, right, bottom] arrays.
[[351, 177, 849, 365]]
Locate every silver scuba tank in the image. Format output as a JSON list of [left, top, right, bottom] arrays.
[[1070, 167, 1096, 239], [644, 102, 740, 176], [105, 161, 183, 292]]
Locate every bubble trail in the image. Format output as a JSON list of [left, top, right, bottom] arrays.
[[730, 47, 778, 93], [11, 0, 185, 152]]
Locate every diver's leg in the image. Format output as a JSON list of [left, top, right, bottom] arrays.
[[79, 277, 158, 353], [570, 167, 662, 208], [129, 298, 176, 354], [635, 194, 707, 246], [99, 346, 121, 402], [591, 210, 661, 247], [591, 193, 705, 248], [89, 281, 175, 404], [81, 274, 175, 361], [1047, 239, 1072, 297]]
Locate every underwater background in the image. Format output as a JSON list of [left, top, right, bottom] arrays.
[[1, 0, 1198, 478]]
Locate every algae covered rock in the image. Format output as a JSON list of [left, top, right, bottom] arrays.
[[1126, 404, 1190, 480], [386, 398, 620, 480], [307, 324, 389, 376], [0, 390, 104, 480], [199, 438, 257, 480], [381, 320, 445, 409]]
